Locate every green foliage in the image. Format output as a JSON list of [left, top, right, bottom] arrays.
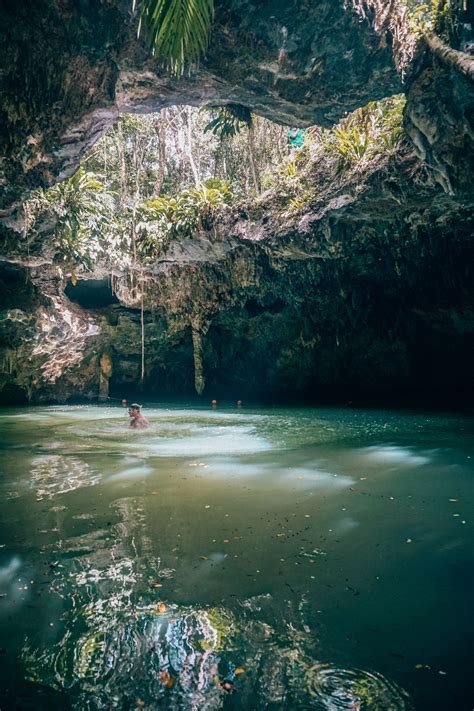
[[136, 179, 232, 260], [46, 168, 106, 244], [333, 124, 370, 161], [135, 0, 215, 75], [401, 0, 462, 43], [203, 104, 252, 139], [326, 95, 406, 165], [41, 169, 124, 270], [431, 0, 462, 45], [279, 157, 298, 179], [288, 194, 311, 213], [21, 108, 288, 271]]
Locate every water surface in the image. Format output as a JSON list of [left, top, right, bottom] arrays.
[[0, 405, 472, 710]]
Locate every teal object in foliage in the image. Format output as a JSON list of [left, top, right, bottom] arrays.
[[288, 128, 306, 148]]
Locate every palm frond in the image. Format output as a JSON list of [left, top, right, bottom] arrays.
[[137, 0, 215, 76]]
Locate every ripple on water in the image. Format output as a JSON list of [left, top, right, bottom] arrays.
[[125, 429, 271, 457], [359, 445, 429, 467], [306, 663, 412, 710], [29, 455, 100, 499]]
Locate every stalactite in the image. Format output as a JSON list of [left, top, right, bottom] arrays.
[[191, 318, 212, 396], [192, 328, 205, 395], [99, 352, 113, 401]]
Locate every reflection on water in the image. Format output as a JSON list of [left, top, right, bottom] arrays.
[[21, 520, 412, 711], [30, 454, 100, 500], [0, 405, 472, 709]]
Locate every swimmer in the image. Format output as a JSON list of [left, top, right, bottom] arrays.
[[128, 403, 150, 429]]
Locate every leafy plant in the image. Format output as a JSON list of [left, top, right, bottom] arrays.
[[136, 179, 233, 260], [203, 104, 252, 139], [135, 0, 215, 76], [333, 123, 370, 161], [45, 168, 106, 244], [279, 157, 298, 179]]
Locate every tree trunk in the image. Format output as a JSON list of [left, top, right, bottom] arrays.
[[186, 106, 200, 188], [114, 120, 127, 207], [247, 123, 261, 194], [153, 109, 167, 195]]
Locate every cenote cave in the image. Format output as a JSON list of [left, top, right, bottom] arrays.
[[0, 1, 473, 709]]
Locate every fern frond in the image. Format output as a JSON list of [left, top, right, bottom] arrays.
[[137, 0, 215, 76]]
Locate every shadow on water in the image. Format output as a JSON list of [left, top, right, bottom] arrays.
[[0, 404, 472, 709]]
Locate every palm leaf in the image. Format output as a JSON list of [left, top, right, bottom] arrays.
[[137, 0, 215, 76]]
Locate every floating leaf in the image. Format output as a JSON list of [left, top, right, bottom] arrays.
[[234, 667, 245, 675], [159, 670, 175, 688]]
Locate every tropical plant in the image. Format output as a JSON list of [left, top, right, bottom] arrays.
[[135, 0, 215, 75], [279, 157, 298, 179], [333, 123, 370, 161], [135, 179, 233, 260], [203, 104, 252, 139], [45, 168, 106, 244]]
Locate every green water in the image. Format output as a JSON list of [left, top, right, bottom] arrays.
[[0, 405, 472, 710]]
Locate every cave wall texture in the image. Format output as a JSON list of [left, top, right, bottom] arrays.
[[0, 0, 473, 405]]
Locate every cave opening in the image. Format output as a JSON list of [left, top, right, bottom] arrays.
[[64, 278, 120, 309]]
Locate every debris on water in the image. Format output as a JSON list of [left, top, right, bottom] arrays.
[[415, 663, 431, 670], [234, 667, 245, 675], [151, 583, 162, 588], [199, 556, 208, 560], [136, 698, 145, 707], [158, 602, 167, 613], [405, 538, 412, 544], [159, 670, 175, 688], [205, 505, 211, 508], [221, 680, 233, 693], [438, 670, 447, 675]]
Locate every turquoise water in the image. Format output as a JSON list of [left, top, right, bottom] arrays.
[[0, 405, 472, 710]]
